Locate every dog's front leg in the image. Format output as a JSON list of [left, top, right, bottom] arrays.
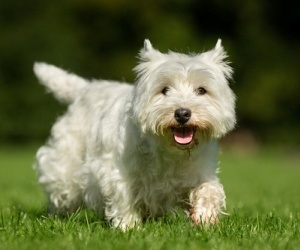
[[110, 212, 141, 231], [105, 201, 142, 231], [189, 180, 226, 224]]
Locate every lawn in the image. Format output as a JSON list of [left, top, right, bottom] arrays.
[[0, 144, 299, 249]]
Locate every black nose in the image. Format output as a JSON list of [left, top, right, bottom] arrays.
[[174, 108, 191, 125]]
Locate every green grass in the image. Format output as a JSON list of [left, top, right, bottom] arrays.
[[0, 145, 300, 249]]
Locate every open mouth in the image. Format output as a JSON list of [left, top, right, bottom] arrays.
[[172, 126, 196, 145]]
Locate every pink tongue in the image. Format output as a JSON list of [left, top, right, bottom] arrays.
[[173, 127, 194, 144]]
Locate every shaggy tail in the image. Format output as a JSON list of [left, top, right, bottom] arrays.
[[33, 62, 88, 104]]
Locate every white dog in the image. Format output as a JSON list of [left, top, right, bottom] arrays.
[[34, 39, 236, 230]]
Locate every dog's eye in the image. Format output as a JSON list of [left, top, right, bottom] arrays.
[[197, 87, 207, 95], [161, 87, 170, 95]]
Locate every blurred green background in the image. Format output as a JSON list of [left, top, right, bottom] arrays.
[[0, 0, 299, 147]]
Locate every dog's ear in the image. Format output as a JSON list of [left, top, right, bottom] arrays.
[[139, 39, 163, 62], [200, 39, 233, 79], [204, 39, 227, 63], [143, 39, 153, 52], [214, 39, 223, 51]]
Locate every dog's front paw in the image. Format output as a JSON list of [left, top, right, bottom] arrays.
[[189, 207, 219, 225], [111, 213, 141, 231], [189, 181, 226, 225]]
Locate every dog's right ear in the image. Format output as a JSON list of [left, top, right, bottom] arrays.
[[139, 39, 163, 62]]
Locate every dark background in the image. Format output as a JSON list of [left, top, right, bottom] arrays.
[[0, 0, 299, 147]]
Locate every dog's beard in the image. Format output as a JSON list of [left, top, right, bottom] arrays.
[[166, 122, 214, 151], [135, 103, 223, 152]]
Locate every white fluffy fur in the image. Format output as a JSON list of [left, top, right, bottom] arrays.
[[34, 39, 236, 230]]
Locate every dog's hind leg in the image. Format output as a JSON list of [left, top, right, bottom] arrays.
[[77, 157, 142, 230], [35, 114, 85, 213]]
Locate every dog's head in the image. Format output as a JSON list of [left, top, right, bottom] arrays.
[[132, 39, 236, 150]]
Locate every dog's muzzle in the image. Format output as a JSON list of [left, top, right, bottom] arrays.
[[171, 108, 198, 147]]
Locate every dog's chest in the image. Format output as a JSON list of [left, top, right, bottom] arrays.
[[129, 159, 198, 216], [124, 140, 202, 216]]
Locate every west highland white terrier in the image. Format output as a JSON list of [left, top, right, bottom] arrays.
[[34, 39, 236, 230]]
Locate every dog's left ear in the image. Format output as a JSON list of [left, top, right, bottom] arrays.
[[205, 39, 227, 63], [214, 39, 222, 50], [139, 39, 163, 62], [144, 39, 153, 52], [201, 39, 233, 79]]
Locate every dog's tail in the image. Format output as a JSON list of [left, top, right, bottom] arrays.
[[33, 62, 88, 104]]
